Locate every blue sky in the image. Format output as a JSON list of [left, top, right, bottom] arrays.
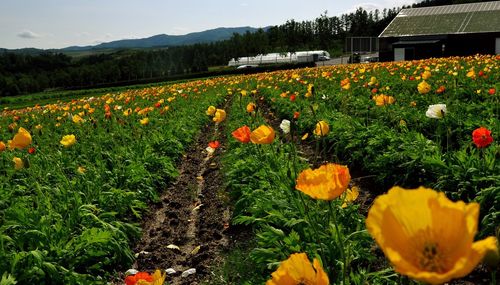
[[0, 0, 417, 49]]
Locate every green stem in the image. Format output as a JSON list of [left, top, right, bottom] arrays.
[[329, 201, 347, 285], [298, 194, 328, 274]]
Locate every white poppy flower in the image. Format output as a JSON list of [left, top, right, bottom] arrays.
[[280, 119, 291, 134], [426, 104, 447, 119]]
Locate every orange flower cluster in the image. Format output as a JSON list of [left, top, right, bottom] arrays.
[[373, 94, 395, 106], [232, 125, 275, 144], [125, 270, 165, 285]]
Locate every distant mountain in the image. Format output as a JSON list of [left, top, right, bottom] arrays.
[[61, 26, 260, 52], [0, 26, 261, 54]]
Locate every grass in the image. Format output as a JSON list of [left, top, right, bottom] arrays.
[[202, 236, 267, 285]]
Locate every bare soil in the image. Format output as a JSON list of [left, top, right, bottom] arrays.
[[127, 118, 233, 285]]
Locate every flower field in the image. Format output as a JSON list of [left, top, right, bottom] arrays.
[[0, 54, 499, 284]]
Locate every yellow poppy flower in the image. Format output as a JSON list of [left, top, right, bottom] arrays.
[[296, 163, 351, 200], [140, 117, 150, 125], [213, 109, 226, 123], [123, 108, 133, 116], [266, 253, 329, 285], [72, 114, 85, 124], [417, 81, 431, 94], [9, 127, 32, 150], [0, 141, 6, 152], [206, 106, 216, 116], [60, 135, 77, 147], [366, 186, 498, 285], [77, 166, 86, 174], [13, 157, 24, 170], [314, 121, 330, 137], [341, 186, 360, 208], [421, 70, 431, 80], [340, 78, 350, 90], [307, 84, 315, 94], [250, 125, 275, 144]]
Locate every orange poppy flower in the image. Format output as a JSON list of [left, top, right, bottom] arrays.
[[125, 272, 154, 285], [232, 126, 251, 143], [266, 253, 329, 285], [250, 125, 275, 144], [246, 102, 256, 113], [208, 141, 220, 149], [9, 127, 32, 150], [296, 163, 351, 200]]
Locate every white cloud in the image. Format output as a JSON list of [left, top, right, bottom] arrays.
[[343, 2, 381, 14], [387, 0, 418, 7], [343, 0, 416, 15], [17, 30, 41, 39]]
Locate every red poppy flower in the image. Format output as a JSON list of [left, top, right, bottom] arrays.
[[293, 111, 300, 120], [232, 125, 251, 143], [28, 147, 36, 154], [290, 94, 296, 102], [208, 141, 220, 149], [125, 272, 153, 285], [472, 127, 493, 148], [489, 88, 496, 95]]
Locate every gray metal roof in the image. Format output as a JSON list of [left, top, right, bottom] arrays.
[[379, 1, 500, 37]]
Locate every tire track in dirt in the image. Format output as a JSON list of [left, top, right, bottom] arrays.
[[128, 101, 232, 285]]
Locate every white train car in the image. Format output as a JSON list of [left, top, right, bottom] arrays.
[[228, 50, 330, 67]]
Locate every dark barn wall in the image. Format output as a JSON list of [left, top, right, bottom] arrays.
[[378, 32, 500, 62], [445, 32, 500, 56]]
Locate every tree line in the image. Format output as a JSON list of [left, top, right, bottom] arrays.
[[0, 0, 489, 96]]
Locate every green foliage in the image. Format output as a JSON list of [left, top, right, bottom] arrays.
[[0, 79, 228, 283]]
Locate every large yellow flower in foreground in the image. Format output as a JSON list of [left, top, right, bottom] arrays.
[[296, 163, 351, 200], [266, 253, 329, 285], [366, 186, 498, 285], [9, 127, 32, 150]]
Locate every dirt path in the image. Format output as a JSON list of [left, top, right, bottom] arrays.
[[130, 117, 231, 284]]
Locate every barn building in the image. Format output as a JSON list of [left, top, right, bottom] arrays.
[[378, 1, 500, 61]]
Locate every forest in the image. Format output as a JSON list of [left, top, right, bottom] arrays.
[[0, 0, 489, 96]]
